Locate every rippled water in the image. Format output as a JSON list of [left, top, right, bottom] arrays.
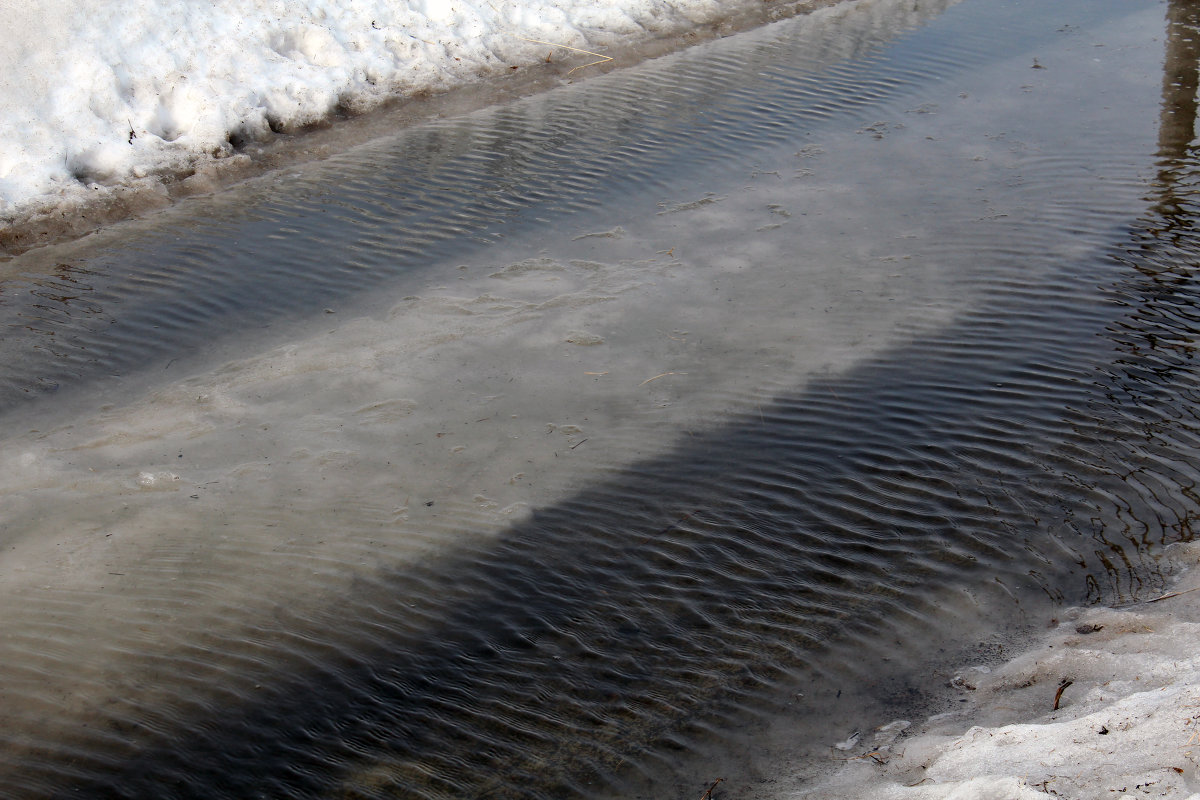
[[1, 0, 1197, 797]]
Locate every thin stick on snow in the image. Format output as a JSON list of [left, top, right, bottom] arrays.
[[513, 36, 613, 74]]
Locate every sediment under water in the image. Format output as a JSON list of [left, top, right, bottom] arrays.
[[1, 0, 1198, 797]]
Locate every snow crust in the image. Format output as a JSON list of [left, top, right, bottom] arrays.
[[792, 542, 1200, 800], [0, 0, 733, 221]]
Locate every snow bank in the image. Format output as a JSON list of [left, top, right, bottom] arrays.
[[792, 542, 1200, 799], [0, 0, 797, 244]]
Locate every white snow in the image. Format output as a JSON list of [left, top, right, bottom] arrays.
[[0, 0, 739, 223], [789, 542, 1200, 800]]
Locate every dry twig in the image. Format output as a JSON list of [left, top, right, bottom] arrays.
[[1147, 586, 1200, 603], [1053, 679, 1073, 711], [639, 371, 686, 386], [512, 36, 613, 74]]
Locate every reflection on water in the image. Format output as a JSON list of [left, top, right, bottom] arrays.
[[1073, 0, 1200, 607], [2, 0, 1200, 798], [1158, 0, 1200, 165]]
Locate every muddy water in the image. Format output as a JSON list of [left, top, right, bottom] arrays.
[[0, 0, 1195, 797]]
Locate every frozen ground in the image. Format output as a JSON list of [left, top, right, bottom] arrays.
[[785, 543, 1200, 799], [0, 0, 816, 249]]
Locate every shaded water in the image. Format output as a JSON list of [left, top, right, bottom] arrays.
[[1, 0, 1198, 797]]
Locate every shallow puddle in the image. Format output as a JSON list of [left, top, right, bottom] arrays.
[[1, 0, 1198, 797]]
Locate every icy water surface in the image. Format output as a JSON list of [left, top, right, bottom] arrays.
[[2, 0, 1198, 796]]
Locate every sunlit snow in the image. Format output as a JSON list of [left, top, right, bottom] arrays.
[[0, 0, 725, 217]]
